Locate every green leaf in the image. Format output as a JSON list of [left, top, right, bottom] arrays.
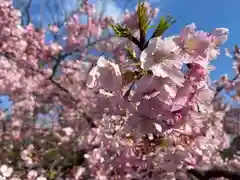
[[49, 171, 57, 180], [137, 0, 149, 34], [147, 25, 157, 29], [39, 62, 45, 69], [152, 14, 176, 38], [157, 138, 169, 148], [125, 46, 136, 60], [234, 44, 240, 54], [122, 71, 136, 86], [109, 23, 130, 37], [7, 151, 17, 158], [44, 149, 58, 160]]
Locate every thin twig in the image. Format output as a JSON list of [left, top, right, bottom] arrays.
[[214, 74, 239, 98]]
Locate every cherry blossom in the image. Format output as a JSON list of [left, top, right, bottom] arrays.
[[0, 0, 240, 179], [0, 165, 13, 178]]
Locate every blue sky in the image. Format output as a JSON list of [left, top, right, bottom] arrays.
[[1, 0, 239, 109]]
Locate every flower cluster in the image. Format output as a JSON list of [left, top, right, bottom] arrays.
[[0, 0, 240, 179], [84, 19, 234, 178], [87, 23, 229, 135]]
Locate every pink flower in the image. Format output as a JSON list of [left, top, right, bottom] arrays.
[[177, 23, 211, 58], [211, 28, 229, 46], [49, 25, 59, 33], [27, 170, 38, 179], [0, 165, 13, 178], [87, 56, 122, 92], [140, 37, 184, 86]]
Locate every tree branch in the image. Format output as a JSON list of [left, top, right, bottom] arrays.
[[187, 167, 240, 180], [127, 34, 141, 50], [214, 74, 239, 98]]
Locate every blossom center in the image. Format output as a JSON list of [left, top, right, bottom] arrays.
[[184, 38, 198, 51]]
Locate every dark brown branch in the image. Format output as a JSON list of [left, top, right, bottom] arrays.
[[49, 78, 77, 102], [187, 168, 240, 180], [214, 74, 239, 98], [127, 34, 141, 50], [50, 58, 61, 79]]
